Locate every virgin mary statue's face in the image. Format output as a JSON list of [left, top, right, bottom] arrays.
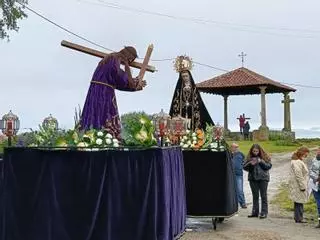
[[181, 71, 191, 86]]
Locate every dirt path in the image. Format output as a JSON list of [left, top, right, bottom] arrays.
[[180, 152, 320, 240]]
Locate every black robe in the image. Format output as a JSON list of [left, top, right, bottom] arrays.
[[169, 71, 214, 131]]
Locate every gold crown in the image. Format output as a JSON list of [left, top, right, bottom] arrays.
[[174, 55, 193, 73]]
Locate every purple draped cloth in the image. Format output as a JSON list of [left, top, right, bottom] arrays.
[[80, 56, 134, 138]]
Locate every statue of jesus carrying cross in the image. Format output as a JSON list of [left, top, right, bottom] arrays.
[[61, 40, 155, 139]]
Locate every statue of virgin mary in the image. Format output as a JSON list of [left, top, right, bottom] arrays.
[[169, 56, 214, 131]]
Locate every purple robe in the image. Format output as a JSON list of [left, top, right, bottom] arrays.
[[80, 56, 135, 138]]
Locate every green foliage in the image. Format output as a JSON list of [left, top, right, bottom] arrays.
[[30, 125, 67, 147], [26, 126, 121, 148], [74, 105, 82, 129], [269, 131, 290, 141], [274, 140, 300, 147], [0, 0, 28, 40], [297, 138, 320, 148], [120, 111, 157, 147], [271, 183, 317, 217], [16, 131, 36, 146], [0, 143, 4, 153]]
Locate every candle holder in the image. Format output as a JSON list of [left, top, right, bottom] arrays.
[[0, 110, 20, 147], [213, 124, 224, 150], [152, 109, 171, 146], [170, 115, 188, 145], [42, 114, 59, 131]]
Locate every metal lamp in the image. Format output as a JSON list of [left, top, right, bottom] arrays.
[[170, 115, 188, 144], [42, 114, 59, 130], [152, 109, 171, 146], [0, 110, 20, 146]]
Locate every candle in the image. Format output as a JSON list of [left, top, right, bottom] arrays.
[[159, 122, 165, 136], [7, 121, 13, 130], [7, 121, 13, 136]]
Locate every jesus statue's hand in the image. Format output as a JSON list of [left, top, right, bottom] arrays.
[[135, 78, 147, 90]]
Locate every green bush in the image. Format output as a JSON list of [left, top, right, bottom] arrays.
[[269, 132, 285, 141], [274, 140, 300, 146], [120, 111, 157, 147]]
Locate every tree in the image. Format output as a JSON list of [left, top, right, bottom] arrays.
[[0, 0, 28, 40]]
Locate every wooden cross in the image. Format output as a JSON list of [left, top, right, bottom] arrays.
[[61, 40, 156, 77], [238, 52, 247, 67], [237, 114, 250, 121]]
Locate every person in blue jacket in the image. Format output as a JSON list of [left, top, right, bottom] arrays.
[[231, 143, 247, 208]]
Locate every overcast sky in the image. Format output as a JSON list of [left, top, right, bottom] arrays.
[[1, 0, 320, 132]]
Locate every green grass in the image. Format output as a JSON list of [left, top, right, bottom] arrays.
[[271, 183, 318, 216], [227, 139, 320, 155], [0, 143, 4, 154]]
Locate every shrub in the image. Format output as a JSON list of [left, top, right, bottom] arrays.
[[274, 140, 300, 147]]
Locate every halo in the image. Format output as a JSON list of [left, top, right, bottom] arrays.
[[174, 55, 193, 73]]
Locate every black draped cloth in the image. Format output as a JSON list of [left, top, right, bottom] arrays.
[[169, 71, 214, 131], [0, 147, 186, 240], [183, 150, 238, 216], [0, 158, 3, 229]]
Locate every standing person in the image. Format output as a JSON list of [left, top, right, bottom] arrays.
[[238, 114, 245, 134], [231, 143, 247, 208], [243, 144, 272, 219], [243, 121, 250, 140], [309, 147, 320, 228], [288, 147, 310, 223], [80, 46, 147, 139]]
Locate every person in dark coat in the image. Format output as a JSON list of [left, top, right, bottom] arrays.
[[243, 121, 250, 140], [243, 144, 272, 219]]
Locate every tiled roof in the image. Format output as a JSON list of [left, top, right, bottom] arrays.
[[196, 67, 296, 95]]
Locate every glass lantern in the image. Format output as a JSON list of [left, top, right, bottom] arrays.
[[42, 114, 59, 131], [152, 109, 171, 146], [214, 124, 224, 140], [0, 110, 20, 146], [213, 123, 224, 150], [170, 115, 188, 144]]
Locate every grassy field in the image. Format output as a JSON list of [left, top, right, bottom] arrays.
[[271, 183, 318, 217], [227, 139, 320, 155]]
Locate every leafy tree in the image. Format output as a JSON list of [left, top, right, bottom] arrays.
[[0, 0, 28, 40]]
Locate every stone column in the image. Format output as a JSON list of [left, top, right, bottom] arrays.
[[282, 92, 289, 131], [223, 95, 229, 131], [287, 96, 292, 131], [287, 94, 294, 132], [259, 86, 268, 129], [281, 92, 295, 132]]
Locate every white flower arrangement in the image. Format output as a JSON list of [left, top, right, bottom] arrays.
[[96, 138, 103, 145], [71, 129, 121, 149], [180, 129, 205, 149], [178, 125, 226, 151]]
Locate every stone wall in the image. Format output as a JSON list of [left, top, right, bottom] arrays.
[[225, 129, 295, 141]]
